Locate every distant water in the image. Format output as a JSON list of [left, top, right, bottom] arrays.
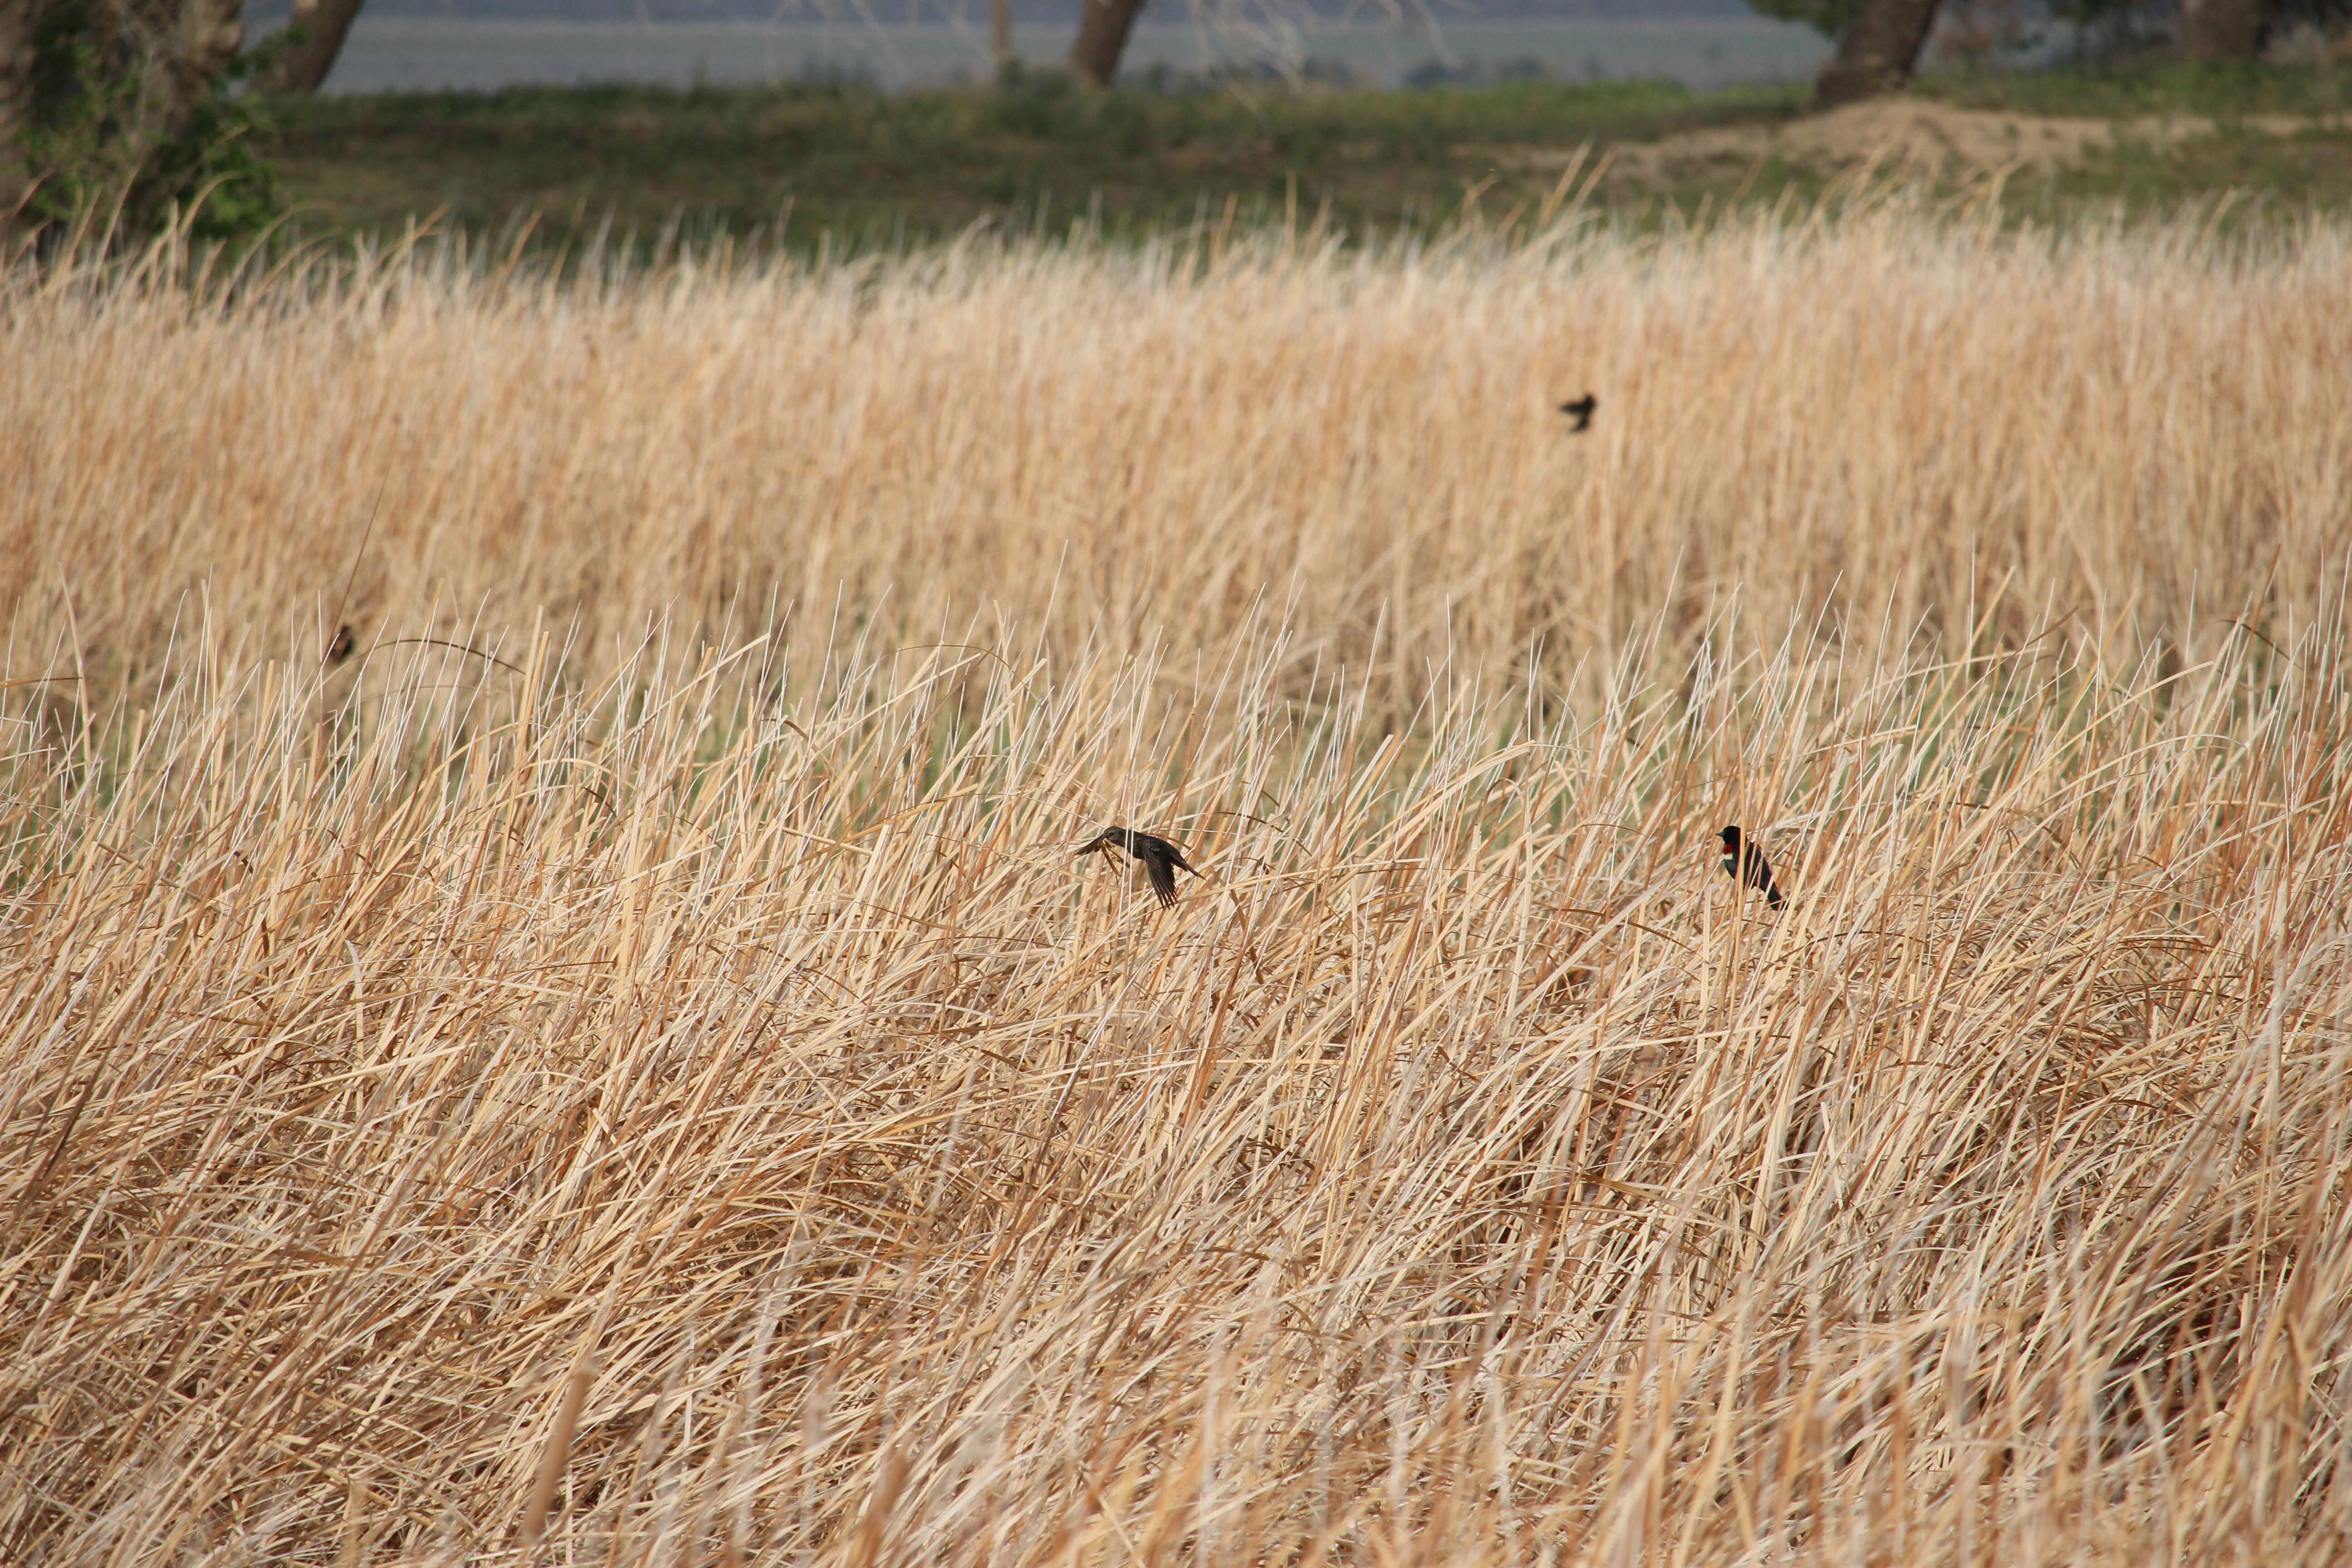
[[320, 16, 1832, 94]]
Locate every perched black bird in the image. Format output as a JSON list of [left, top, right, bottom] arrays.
[[326, 624, 356, 666], [1076, 827, 1200, 909], [1718, 825, 1784, 911], [1558, 393, 1597, 433]]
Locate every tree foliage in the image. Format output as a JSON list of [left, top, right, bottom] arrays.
[[1747, 0, 1872, 37], [5, 0, 279, 249], [1768, 0, 2352, 48]]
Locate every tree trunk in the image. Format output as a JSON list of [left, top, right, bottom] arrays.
[[1070, 0, 1144, 87], [1, 0, 249, 243], [1812, 0, 1941, 110], [255, 0, 366, 93], [2180, 0, 2269, 59], [0, 0, 37, 235], [137, 0, 247, 121]]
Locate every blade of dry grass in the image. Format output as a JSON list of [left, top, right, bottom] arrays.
[[4, 207, 2351, 1566]]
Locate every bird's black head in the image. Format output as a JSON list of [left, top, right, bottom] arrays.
[[1078, 826, 1143, 857], [1719, 826, 1742, 853]]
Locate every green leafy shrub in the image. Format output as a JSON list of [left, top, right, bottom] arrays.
[[21, 0, 282, 248]]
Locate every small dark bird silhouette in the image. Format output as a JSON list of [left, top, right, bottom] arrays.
[[326, 624, 356, 665], [1076, 827, 1200, 909], [1719, 825, 1784, 911], [1558, 393, 1597, 432]]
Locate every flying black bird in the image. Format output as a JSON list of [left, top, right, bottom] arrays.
[[1558, 393, 1597, 433], [1718, 825, 1785, 911], [326, 624, 356, 665], [1076, 827, 1200, 909]]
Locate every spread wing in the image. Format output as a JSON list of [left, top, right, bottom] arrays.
[[1144, 850, 1179, 907]]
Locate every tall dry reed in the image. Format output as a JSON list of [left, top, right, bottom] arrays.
[[3, 201, 2347, 710], [2, 208, 2349, 1565]]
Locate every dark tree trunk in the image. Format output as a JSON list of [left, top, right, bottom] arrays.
[[102, 0, 247, 128], [1812, 0, 1941, 110], [1069, 0, 1144, 88], [255, 0, 366, 93], [0, 0, 37, 235], [2180, 0, 2270, 59]]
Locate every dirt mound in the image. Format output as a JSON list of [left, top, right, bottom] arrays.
[[1480, 98, 2350, 187]]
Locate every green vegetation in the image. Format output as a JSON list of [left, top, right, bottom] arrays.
[[1920, 54, 2352, 116], [22, 0, 282, 245], [257, 73, 1804, 250], [254, 56, 2352, 253], [1917, 58, 2352, 219]]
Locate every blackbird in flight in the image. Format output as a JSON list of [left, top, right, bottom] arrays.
[[1558, 393, 1597, 432], [1077, 827, 1200, 909], [1718, 826, 1785, 911]]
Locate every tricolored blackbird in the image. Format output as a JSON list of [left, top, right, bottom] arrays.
[[1077, 828, 1200, 909], [1719, 825, 1785, 911]]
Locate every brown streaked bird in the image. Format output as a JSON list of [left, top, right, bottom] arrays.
[[1558, 393, 1597, 432], [327, 624, 356, 665], [1076, 827, 1200, 909], [1718, 825, 1784, 911]]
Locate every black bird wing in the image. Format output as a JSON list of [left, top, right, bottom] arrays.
[[1079, 829, 1198, 907], [1734, 842, 1785, 909], [1142, 848, 1179, 907]]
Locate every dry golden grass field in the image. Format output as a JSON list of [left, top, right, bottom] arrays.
[[4, 203, 2351, 1566]]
